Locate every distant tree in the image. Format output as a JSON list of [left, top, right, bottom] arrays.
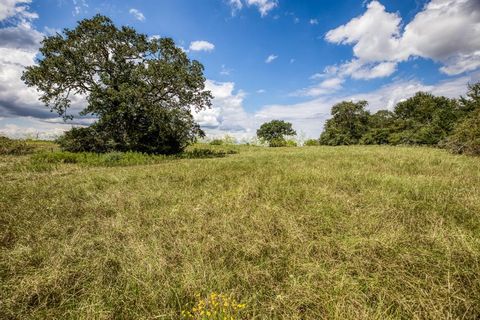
[[458, 82, 480, 115], [257, 120, 296, 147], [445, 82, 480, 155], [304, 139, 320, 146], [319, 101, 370, 145], [360, 110, 395, 145], [445, 109, 480, 155], [390, 92, 459, 145], [22, 15, 212, 154]]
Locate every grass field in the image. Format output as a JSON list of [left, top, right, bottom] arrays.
[[1, 144, 479, 319]]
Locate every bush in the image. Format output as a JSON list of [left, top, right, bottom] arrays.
[[56, 127, 114, 153], [444, 109, 480, 156], [304, 139, 320, 146], [285, 140, 297, 147], [0, 136, 34, 155], [209, 139, 223, 145], [268, 138, 287, 147]]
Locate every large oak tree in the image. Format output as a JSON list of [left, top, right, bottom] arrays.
[[22, 15, 212, 154]]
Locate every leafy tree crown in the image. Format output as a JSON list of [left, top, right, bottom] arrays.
[[257, 120, 296, 143], [22, 15, 212, 154]]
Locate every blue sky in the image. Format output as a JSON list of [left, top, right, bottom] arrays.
[[1, 0, 480, 139]]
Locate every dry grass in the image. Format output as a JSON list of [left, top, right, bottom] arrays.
[[1, 144, 479, 319]]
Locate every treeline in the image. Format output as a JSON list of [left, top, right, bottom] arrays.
[[318, 82, 480, 155]]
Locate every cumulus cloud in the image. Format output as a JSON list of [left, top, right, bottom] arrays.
[[309, 18, 319, 25], [129, 8, 145, 21], [265, 54, 278, 63], [192, 80, 255, 139], [0, 0, 89, 138], [189, 40, 215, 52], [324, 0, 480, 80], [0, 0, 37, 21]]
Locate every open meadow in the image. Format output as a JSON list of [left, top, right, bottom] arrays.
[[1, 144, 479, 319]]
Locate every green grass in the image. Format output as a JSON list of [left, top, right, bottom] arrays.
[[1, 144, 479, 319]]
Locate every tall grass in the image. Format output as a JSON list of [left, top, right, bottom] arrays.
[[1, 145, 479, 319]]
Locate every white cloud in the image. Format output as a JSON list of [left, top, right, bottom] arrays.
[[325, 0, 480, 79], [246, 0, 278, 17], [401, 0, 480, 74], [229, 0, 243, 15], [257, 89, 266, 94], [189, 40, 215, 52], [295, 77, 345, 97], [0, 3, 86, 123], [192, 80, 255, 139], [309, 18, 318, 25], [129, 8, 145, 21], [72, 0, 88, 16], [0, 0, 37, 21], [265, 54, 278, 63]]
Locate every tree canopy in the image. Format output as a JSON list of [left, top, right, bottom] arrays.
[[22, 14, 212, 154], [319, 101, 370, 145], [257, 120, 296, 146], [318, 84, 480, 148]]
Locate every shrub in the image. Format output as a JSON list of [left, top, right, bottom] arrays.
[[0, 136, 34, 155], [209, 139, 223, 145], [56, 127, 114, 153], [444, 109, 480, 156], [268, 138, 288, 147], [304, 139, 320, 146], [285, 139, 297, 147]]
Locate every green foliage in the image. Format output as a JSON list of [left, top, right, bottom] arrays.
[[209, 139, 224, 145], [318, 83, 480, 153], [458, 82, 480, 115], [320, 101, 370, 145], [22, 15, 211, 154], [285, 139, 297, 147], [268, 138, 287, 147], [391, 92, 460, 145], [0, 136, 34, 155], [256, 120, 296, 146], [209, 135, 236, 146], [303, 139, 320, 146], [444, 109, 480, 155], [56, 127, 114, 153]]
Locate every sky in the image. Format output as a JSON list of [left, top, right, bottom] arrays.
[[1, 0, 480, 140]]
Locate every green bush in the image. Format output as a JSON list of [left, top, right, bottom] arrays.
[[209, 139, 224, 145], [444, 109, 480, 156], [304, 139, 320, 146], [285, 140, 297, 147], [268, 138, 287, 147], [56, 127, 115, 153], [0, 136, 34, 155]]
